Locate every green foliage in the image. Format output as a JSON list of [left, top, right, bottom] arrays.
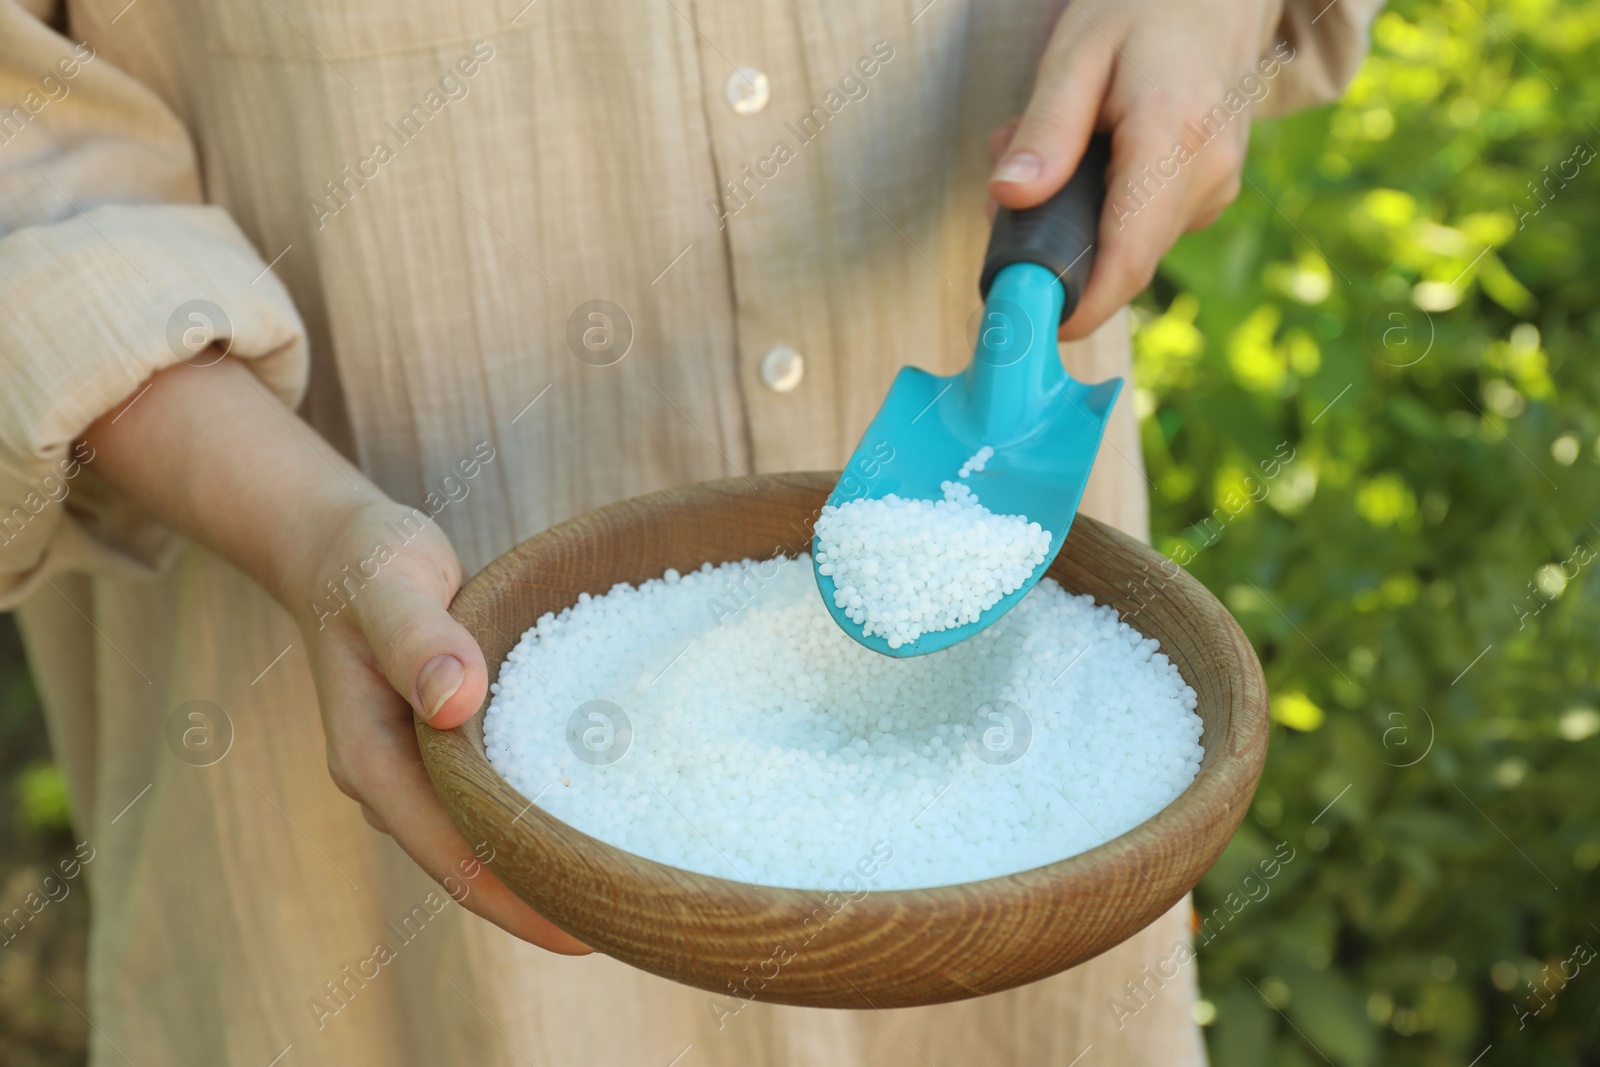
[[14, 760, 72, 835], [1136, 0, 1600, 1062]]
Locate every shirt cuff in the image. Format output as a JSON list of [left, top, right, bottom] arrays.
[[0, 202, 308, 608]]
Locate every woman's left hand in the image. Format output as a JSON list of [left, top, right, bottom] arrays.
[[988, 0, 1289, 339]]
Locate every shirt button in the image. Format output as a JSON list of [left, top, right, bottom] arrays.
[[725, 67, 770, 115], [759, 346, 804, 393]]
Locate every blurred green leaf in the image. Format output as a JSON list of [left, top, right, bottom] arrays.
[[1211, 987, 1276, 1067], [1281, 962, 1379, 1066], [15, 761, 72, 835], [1140, 0, 1600, 1061]]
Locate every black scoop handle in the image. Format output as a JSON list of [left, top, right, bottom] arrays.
[[978, 133, 1111, 323]]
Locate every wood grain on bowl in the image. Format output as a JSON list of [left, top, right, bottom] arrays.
[[417, 472, 1269, 1010]]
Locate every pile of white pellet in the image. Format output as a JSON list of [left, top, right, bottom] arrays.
[[483, 557, 1203, 890], [813, 454, 1052, 648]]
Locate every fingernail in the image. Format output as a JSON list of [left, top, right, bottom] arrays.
[[991, 151, 1042, 184], [416, 654, 464, 720]]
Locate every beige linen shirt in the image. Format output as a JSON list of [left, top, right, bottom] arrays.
[[0, 0, 1377, 1062]]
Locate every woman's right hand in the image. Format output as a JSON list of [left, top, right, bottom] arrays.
[[291, 498, 591, 954], [83, 357, 587, 954]]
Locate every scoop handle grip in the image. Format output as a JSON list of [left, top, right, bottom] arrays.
[[978, 133, 1111, 324]]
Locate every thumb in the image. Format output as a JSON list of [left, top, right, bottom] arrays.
[[988, 36, 1113, 210], [356, 563, 489, 730]]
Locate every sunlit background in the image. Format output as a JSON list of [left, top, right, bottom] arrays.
[[4, 0, 1597, 1061], [1136, 0, 1599, 1061]]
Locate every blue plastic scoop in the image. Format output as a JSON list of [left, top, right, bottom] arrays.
[[815, 135, 1120, 657]]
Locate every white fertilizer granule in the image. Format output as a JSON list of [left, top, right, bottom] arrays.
[[813, 463, 1052, 647], [483, 557, 1204, 890], [957, 445, 994, 478]]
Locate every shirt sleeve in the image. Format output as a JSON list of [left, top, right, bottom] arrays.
[[1259, 0, 1387, 118], [0, 0, 309, 609]]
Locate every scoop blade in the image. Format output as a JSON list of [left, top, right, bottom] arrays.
[[814, 360, 1121, 658]]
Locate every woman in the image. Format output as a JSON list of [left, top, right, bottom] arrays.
[[0, 0, 1378, 1062]]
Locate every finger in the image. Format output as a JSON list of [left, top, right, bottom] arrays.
[[1182, 126, 1249, 233], [360, 803, 390, 834], [1061, 106, 1200, 340], [987, 119, 1018, 164], [988, 34, 1114, 209], [354, 549, 488, 730], [1184, 176, 1240, 233], [323, 651, 592, 955], [987, 122, 1018, 221], [383, 710, 589, 953], [377, 712, 591, 954]]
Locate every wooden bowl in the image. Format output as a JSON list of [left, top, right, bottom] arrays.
[[418, 472, 1268, 1009]]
